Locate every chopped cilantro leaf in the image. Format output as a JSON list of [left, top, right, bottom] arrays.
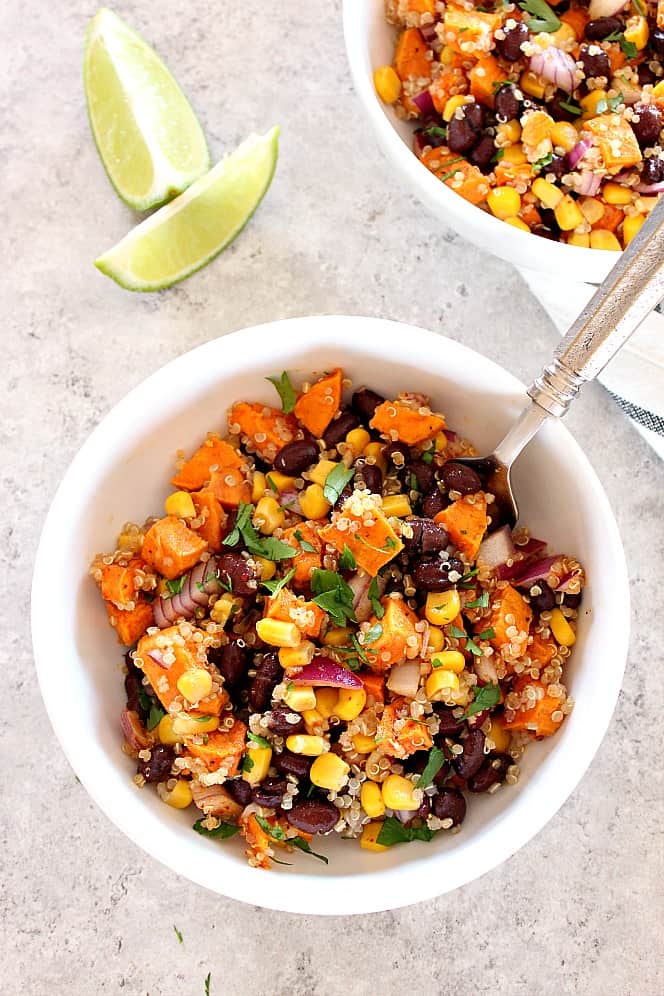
[[165, 576, 186, 596], [533, 152, 553, 175], [247, 732, 271, 748], [204, 972, 211, 996], [409, 472, 419, 493], [255, 815, 329, 864], [241, 753, 254, 773], [416, 746, 447, 789], [311, 569, 357, 626], [421, 445, 435, 465], [559, 99, 582, 117], [449, 625, 467, 639], [376, 816, 435, 847], [294, 529, 316, 553], [193, 819, 240, 839], [266, 474, 279, 493], [261, 566, 296, 597], [363, 623, 383, 645], [368, 577, 385, 618], [490, 148, 505, 165], [323, 463, 355, 505], [266, 371, 296, 414], [478, 626, 496, 640], [605, 30, 637, 60], [422, 125, 447, 139], [146, 703, 166, 731], [339, 545, 357, 570], [466, 591, 489, 609], [518, 0, 560, 32], [465, 637, 483, 656], [223, 502, 297, 560], [138, 687, 152, 714], [464, 682, 501, 718]]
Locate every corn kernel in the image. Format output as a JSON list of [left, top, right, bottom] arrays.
[[550, 121, 578, 153], [255, 618, 302, 648], [550, 22, 577, 45], [505, 216, 530, 232], [362, 441, 388, 474], [334, 687, 367, 721], [353, 734, 377, 754], [283, 683, 317, 712], [251, 471, 267, 503], [427, 625, 445, 652], [381, 774, 419, 811], [550, 607, 576, 646], [496, 119, 521, 144], [164, 490, 196, 519], [554, 194, 584, 231], [253, 496, 285, 535], [345, 427, 371, 458], [442, 94, 468, 122], [431, 650, 465, 673], [279, 641, 316, 669], [315, 687, 339, 718], [603, 182, 632, 205], [301, 708, 325, 734], [624, 13, 649, 49], [172, 712, 219, 736], [361, 781, 386, 818], [580, 89, 607, 117], [160, 779, 192, 809], [520, 70, 546, 100], [567, 232, 590, 248], [374, 65, 401, 104], [265, 470, 296, 493], [501, 143, 528, 165], [425, 589, 461, 626], [439, 45, 456, 65], [434, 431, 447, 453], [285, 734, 328, 756], [255, 556, 276, 581], [579, 197, 605, 225], [425, 668, 461, 701], [590, 228, 622, 251], [210, 592, 239, 627], [157, 714, 180, 746], [321, 626, 353, 647], [360, 821, 389, 852], [532, 177, 563, 209], [176, 667, 213, 704], [242, 745, 272, 785], [488, 717, 511, 753], [299, 483, 331, 520], [623, 213, 646, 246], [652, 80, 664, 98], [310, 753, 350, 792], [381, 494, 412, 518], [309, 459, 338, 487]]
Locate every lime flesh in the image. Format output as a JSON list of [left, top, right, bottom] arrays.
[[84, 8, 210, 210], [95, 126, 280, 291]]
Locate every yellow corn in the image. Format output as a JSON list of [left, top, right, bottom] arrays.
[[603, 182, 632, 206], [381, 494, 412, 518], [255, 556, 276, 581], [425, 668, 461, 701], [283, 683, 317, 712], [374, 65, 401, 104], [520, 70, 546, 100], [210, 593, 239, 627], [362, 441, 388, 475], [253, 496, 285, 535], [496, 119, 521, 144], [580, 89, 607, 117], [442, 94, 468, 121], [242, 745, 272, 785], [309, 459, 338, 487], [352, 734, 377, 754], [160, 779, 192, 809], [361, 781, 386, 818], [251, 471, 267, 503], [255, 618, 302, 648], [550, 607, 576, 646], [345, 427, 372, 459], [623, 213, 646, 246], [590, 228, 622, 251], [315, 687, 339, 718], [532, 177, 563, 209], [624, 14, 649, 49], [278, 641, 316, 669], [360, 821, 389, 852], [321, 626, 353, 647], [176, 667, 213, 704], [285, 734, 328, 756], [434, 431, 447, 452], [579, 197, 605, 225], [425, 589, 461, 626], [652, 80, 664, 98], [164, 490, 196, 519], [310, 753, 350, 792], [439, 45, 456, 66], [299, 483, 331, 520], [301, 708, 325, 734], [265, 471, 296, 493], [427, 625, 445, 652], [567, 232, 590, 248], [501, 143, 528, 165], [334, 687, 367, 721], [505, 217, 530, 232], [172, 712, 219, 736], [157, 714, 180, 746], [550, 121, 578, 153], [488, 717, 511, 753], [550, 22, 577, 45], [381, 774, 420, 811], [554, 194, 584, 231], [431, 650, 465, 673]]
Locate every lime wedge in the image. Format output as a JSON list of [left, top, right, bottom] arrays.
[[84, 8, 210, 211], [95, 126, 280, 291]]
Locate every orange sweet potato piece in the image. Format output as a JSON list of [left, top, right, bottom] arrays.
[[100, 558, 146, 609], [528, 632, 557, 667], [185, 719, 247, 775], [370, 399, 445, 445], [483, 583, 532, 656], [377, 699, 433, 757], [469, 55, 507, 106], [504, 675, 565, 737], [136, 626, 226, 715], [241, 811, 272, 868], [429, 67, 468, 114], [420, 148, 491, 205], [394, 27, 432, 82], [362, 596, 422, 671], [141, 515, 208, 579], [265, 587, 326, 638], [319, 501, 403, 577], [229, 401, 299, 460], [443, 6, 503, 55], [105, 599, 154, 647], [592, 202, 623, 233], [281, 523, 323, 589], [494, 160, 534, 188], [294, 368, 343, 438], [171, 435, 244, 491], [208, 468, 251, 509], [520, 202, 542, 228], [192, 489, 227, 551], [434, 492, 487, 561], [359, 671, 385, 704], [607, 42, 627, 73], [584, 113, 641, 173], [560, 6, 589, 39]]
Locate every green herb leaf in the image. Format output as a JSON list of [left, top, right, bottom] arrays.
[[261, 566, 296, 596], [464, 682, 501, 718], [478, 626, 496, 640], [253, 535, 299, 560], [146, 703, 166, 731], [173, 925, 183, 944], [286, 680, 294, 692], [138, 687, 152, 714], [223, 501, 297, 560], [363, 623, 383, 645], [194, 714, 213, 723], [193, 819, 240, 839], [421, 444, 435, 465], [311, 569, 357, 626], [254, 815, 329, 864], [438, 158, 466, 183], [632, 0, 646, 16], [409, 472, 419, 493], [241, 752, 254, 773], [605, 30, 638, 59], [465, 637, 483, 656], [247, 732, 271, 748], [376, 816, 436, 847], [165, 576, 186, 596], [559, 98, 582, 117], [416, 746, 447, 789], [533, 151, 553, 175], [271, 856, 293, 866], [266, 474, 279, 493], [466, 591, 489, 609], [204, 972, 211, 996], [323, 463, 355, 505], [459, 568, 479, 584], [490, 148, 505, 165], [422, 125, 447, 139], [518, 0, 560, 32], [222, 501, 252, 547], [368, 577, 385, 619], [266, 371, 297, 414], [294, 528, 316, 553], [289, 835, 329, 864], [449, 625, 467, 639], [339, 545, 357, 570]]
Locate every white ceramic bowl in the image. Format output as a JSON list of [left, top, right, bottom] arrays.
[[32, 316, 629, 914], [343, 0, 621, 285]]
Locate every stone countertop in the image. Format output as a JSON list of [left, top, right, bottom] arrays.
[[4, 2, 663, 994]]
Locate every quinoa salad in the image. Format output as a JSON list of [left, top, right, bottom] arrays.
[[91, 368, 584, 869], [374, 0, 664, 249]]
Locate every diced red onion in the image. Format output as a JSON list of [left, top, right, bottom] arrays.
[[477, 525, 516, 570], [588, 0, 629, 18], [444, 429, 457, 442], [497, 537, 548, 581], [473, 656, 498, 686], [188, 562, 211, 607], [395, 809, 417, 824], [349, 570, 385, 622], [146, 649, 166, 668], [412, 88, 435, 117], [529, 46, 576, 94], [568, 139, 591, 170], [152, 555, 222, 629], [277, 490, 303, 516], [288, 657, 363, 689], [637, 181, 664, 194], [557, 569, 583, 592], [573, 170, 602, 197], [386, 661, 421, 699], [152, 599, 171, 629], [420, 22, 438, 44], [121, 708, 154, 753], [507, 555, 560, 587]]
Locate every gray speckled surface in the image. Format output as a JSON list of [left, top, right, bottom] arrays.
[[4, 2, 664, 993]]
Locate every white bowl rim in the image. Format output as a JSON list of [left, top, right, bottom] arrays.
[[31, 315, 629, 914]]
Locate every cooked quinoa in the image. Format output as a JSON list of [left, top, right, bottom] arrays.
[[92, 368, 584, 868]]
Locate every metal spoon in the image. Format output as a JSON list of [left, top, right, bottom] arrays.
[[456, 197, 664, 529]]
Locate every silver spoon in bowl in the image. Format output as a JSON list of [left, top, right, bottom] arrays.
[[455, 197, 664, 529]]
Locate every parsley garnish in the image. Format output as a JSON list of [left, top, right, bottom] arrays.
[[358, 533, 398, 555], [416, 746, 447, 789], [254, 816, 329, 864], [146, 703, 166, 730], [409, 472, 419, 493], [323, 463, 355, 505], [376, 816, 435, 847], [241, 753, 254, 773], [266, 474, 279, 493], [605, 30, 637, 60], [262, 566, 296, 596], [595, 92, 624, 114], [338, 545, 357, 570], [422, 125, 447, 139], [559, 98, 582, 117], [490, 148, 505, 165], [138, 686, 152, 714], [533, 152, 553, 175], [193, 819, 240, 839], [363, 623, 383, 645], [165, 576, 186, 597], [204, 972, 212, 996], [266, 371, 296, 414], [173, 925, 183, 944], [310, 569, 357, 626], [438, 158, 466, 183], [247, 732, 271, 748], [449, 624, 482, 656], [464, 682, 501, 718], [466, 591, 489, 609], [294, 528, 316, 553], [421, 444, 435, 465], [222, 502, 297, 560], [478, 626, 496, 640], [368, 577, 385, 619], [518, 0, 560, 32]]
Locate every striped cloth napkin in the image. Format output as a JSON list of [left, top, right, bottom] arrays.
[[519, 268, 664, 460]]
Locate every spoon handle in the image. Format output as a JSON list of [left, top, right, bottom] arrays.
[[527, 196, 664, 417]]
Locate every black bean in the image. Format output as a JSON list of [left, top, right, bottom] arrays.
[[287, 797, 339, 834], [494, 84, 521, 123], [411, 556, 464, 592], [322, 409, 360, 448], [495, 21, 529, 61], [432, 787, 467, 826], [631, 103, 662, 149], [560, 590, 582, 609], [209, 638, 248, 689], [352, 387, 385, 425], [468, 753, 511, 793], [544, 154, 568, 180], [402, 516, 449, 555], [267, 704, 305, 737], [274, 437, 319, 475], [248, 652, 281, 712], [216, 553, 258, 596], [638, 63, 658, 87], [405, 459, 436, 495], [464, 102, 484, 131], [272, 749, 312, 779], [548, 92, 579, 124], [651, 27, 664, 60], [421, 489, 446, 518], [584, 16, 622, 40], [520, 579, 556, 614], [579, 43, 610, 80], [641, 155, 664, 185], [355, 458, 383, 496], [137, 744, 175, 784], [252, 777, 288, 808], [124, 669, 144, 715], [440, 460, 482, 495], [448, 113, 479, 154], [532, 223, 559, 241], [469, 134, 497, 174], [435, 706, 466, 737], [383, 440, 411, 465], [226, 778, 252, 806], [453, 729, 486, 779]]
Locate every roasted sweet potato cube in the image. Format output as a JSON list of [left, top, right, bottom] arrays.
[[100, 558, 146, 609], [434, 492, 487, 560], [319, 497, 403, 577], [584, 113, 642, 174], [504, 675, 566, 737], [185, 719, 247, 775], [361, 596, 422, 671], [228, 401, 299, 461], [370, 399, 445, 445], [281, 523, 323, 589], [443, 6, 503, 55], [294, 368, 343, 438], [394, 27, 432, 82], [265, 587, 326, 638], [209, 468, 251, 509], [105, 599, 154, 647], [136, 626, 225, 714], [377, 699, 433, 757], [141, 515, 207, 579], [172, 434, 244, 491], [484, 584, 532, 656], [192, 489, 228, 551]]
